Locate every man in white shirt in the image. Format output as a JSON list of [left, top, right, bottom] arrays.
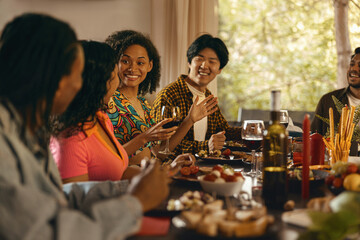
[[152, 34, 242, 156]]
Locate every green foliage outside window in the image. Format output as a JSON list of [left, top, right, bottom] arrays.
[[218, 0, 360, 121]]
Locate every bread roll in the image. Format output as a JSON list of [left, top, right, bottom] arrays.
[[181, 211, 202, 229], [307, 196, 334, 213], [235, 206, 267, 222], [203, 200, 223, 213], [218, 220, 238, 237], [197, 214, 218, 237]]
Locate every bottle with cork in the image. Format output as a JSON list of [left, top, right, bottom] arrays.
[[262, 90, 289, 209]]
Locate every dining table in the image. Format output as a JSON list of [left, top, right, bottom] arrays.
[[127, 158, 328, 240]]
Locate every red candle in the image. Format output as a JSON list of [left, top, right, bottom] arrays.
[[310, 133, 325, 165], [302, 114, 310, 199]]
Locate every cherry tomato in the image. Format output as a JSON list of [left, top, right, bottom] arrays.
[[190, 165, 199, 175], [332, 177, 343, 188], [204, 174, 217, 182], [222, 149, 231, 156], [234, 172, 244, 178], [225, 175, 237, 182], [325, 174, 335, 186], [180, 166, 191, 176], [341, 173, 347, 179], [347, 163, 359, 174], [220, 172, 228, 179], [212, 165, 224, 173]]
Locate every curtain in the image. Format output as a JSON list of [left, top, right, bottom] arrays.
[[149, 0, 219, 103]]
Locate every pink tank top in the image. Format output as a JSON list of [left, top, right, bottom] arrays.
[[50, 111, 129, 181]]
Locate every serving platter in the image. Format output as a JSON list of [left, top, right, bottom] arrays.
[[172, 172, 201, 182], [172, 215, 277, 240], [172, 167, 212, 182], [195, 154, 244, 164], [224, 141, 249, 152], [288, 169, 329, 193], [147, 190, 215, 217]]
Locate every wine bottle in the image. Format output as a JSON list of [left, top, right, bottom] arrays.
[[262, 90, 288, 209]]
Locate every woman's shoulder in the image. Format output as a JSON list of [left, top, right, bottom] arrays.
[[108, 95, 129, 115], [112, 91, 127, 104], [49, 132, 89, 162], [51, 131, 87, 145]]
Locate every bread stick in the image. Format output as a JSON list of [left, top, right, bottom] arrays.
[[347, 106, 355, 137], [340, 107, 346, 137], [329, 108, 334, 146], [328, 105, 357, 164]]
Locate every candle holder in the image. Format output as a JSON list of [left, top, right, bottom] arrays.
[[328, 149, 349, 165], [322, 106, 355, 166]]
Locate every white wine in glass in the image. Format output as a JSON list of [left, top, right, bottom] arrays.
[[158, 106, 180, 155]]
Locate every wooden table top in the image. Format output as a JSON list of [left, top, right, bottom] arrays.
[[127, 159, 327, 240]]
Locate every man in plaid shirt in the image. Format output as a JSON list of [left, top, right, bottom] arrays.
[[152, 34, 241, 157]]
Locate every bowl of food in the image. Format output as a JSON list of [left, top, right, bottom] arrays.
[[198, 165, 245, 196], [325, 162, 360, 195]]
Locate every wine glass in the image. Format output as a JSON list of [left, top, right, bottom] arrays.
[[279, 110, 289, 129], [158, 105, 181, 155], [241, 120, 265, 177]]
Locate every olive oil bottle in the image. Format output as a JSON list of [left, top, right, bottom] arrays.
[[262, 90, 288, 209]]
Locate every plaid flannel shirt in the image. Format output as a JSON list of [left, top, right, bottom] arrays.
[[151, 74, 241, 156]]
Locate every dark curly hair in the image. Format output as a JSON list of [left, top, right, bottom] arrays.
[[187, 34, 229, 70], [351, 47, 360, 59], [52, 40, 117, 136], [0, 13, 79, 131], [105, 30, 160, 95]]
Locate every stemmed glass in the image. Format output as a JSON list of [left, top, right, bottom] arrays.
[[158, 105, 181, 155], [241, 120, 265, 177], [279, 110, 289, 128]]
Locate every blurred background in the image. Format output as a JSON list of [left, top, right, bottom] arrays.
[[1, 0, 360, 122]]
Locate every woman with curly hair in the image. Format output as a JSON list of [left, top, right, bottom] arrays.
[[0, 14, 171, 239], [50, 40, 139, 183], [50, 40, 194, 183], [106, 30, 218, 164]]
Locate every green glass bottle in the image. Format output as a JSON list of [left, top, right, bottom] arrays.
[[262, 90, 288, 209]]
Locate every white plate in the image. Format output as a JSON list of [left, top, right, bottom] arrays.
[[348, 156, 360, 165], [195, 154, 244, 163], [198, 175, 244, 196]]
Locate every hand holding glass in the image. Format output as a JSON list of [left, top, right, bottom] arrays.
[[158, 106, 180, 155]]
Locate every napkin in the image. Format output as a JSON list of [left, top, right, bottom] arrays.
[[281, 209, 312, 228], [135, 216, 170, 236]]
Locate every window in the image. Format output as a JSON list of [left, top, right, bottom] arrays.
[[218, 0, 360, 121]]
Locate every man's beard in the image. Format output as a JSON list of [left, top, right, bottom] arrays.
[[349, 83, 360, 89]]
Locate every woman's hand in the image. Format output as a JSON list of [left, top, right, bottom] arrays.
[[170, 153, 195, 169], [188, 95, 218, 124], [163, 153, 195, 177], [142, 118, 177, 143], [128, 159, 169, 212], [121, 165, 142, 180]]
